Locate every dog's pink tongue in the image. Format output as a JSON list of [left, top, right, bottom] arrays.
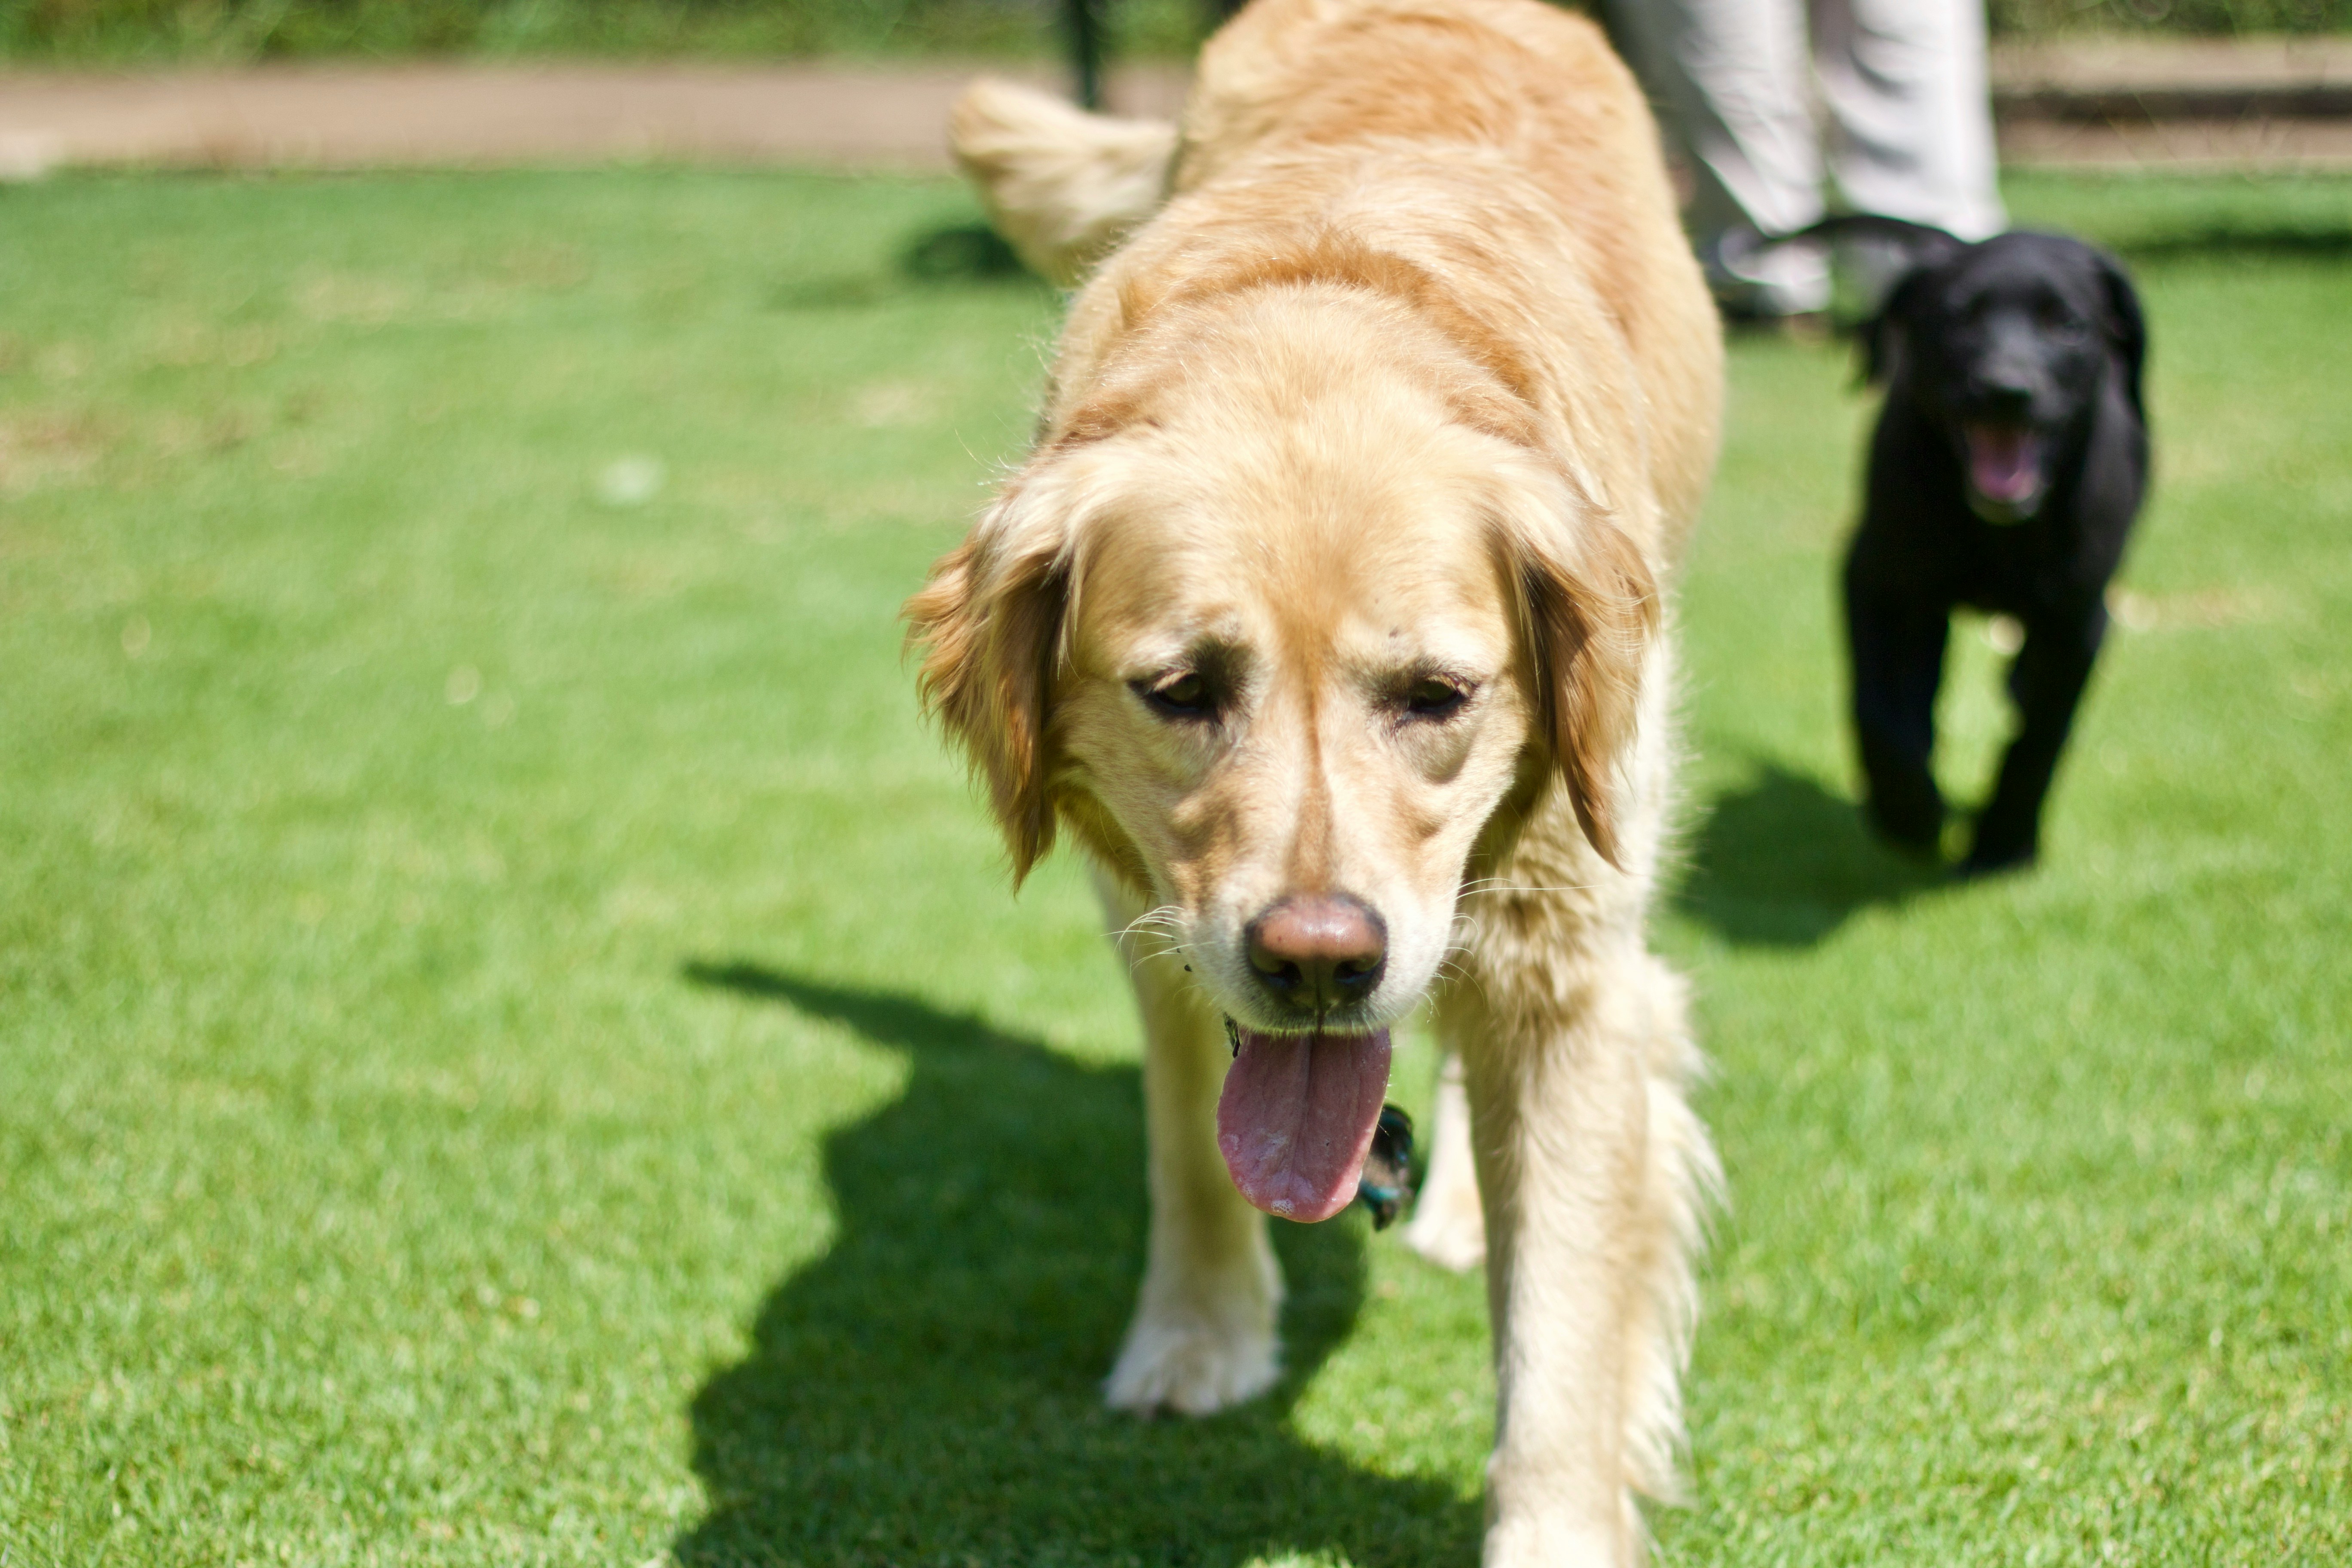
[[1218, 1026, 1392, 1222], [1965, 423, 2042, 505]]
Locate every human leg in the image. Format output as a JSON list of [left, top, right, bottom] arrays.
[[1811, 0, 2005, 241], [1608, 0, 1831, 314]]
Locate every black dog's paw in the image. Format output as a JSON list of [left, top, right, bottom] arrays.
[[1855, 737, 1946, 856], [1958, 837, 2037, 879], [1862, 792, 1945, 858]]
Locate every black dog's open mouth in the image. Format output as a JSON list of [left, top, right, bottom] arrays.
[[1216, 1021, 1391, 1222], [1961, 422, 2046, 521]]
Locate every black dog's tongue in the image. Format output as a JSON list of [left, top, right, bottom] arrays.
[[1217, 1024, 1391, 1222]]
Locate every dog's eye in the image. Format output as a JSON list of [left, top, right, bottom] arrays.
[[1134, 671, 1216, 719], [2037, 300, 2089, 341], [1403, 677, 1470, 720]]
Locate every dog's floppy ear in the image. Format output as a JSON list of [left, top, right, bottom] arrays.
[[903, 468, 1083, 883], [1858, 248, 1976, 389], [1489, 461, 1660, 870], [2092, 245, 2147, 422], [1772, 214, 1965, 387], [1818, 217, 1966, 388], [1859, 266, 1929, 387]]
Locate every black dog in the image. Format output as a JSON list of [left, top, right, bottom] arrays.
[[1836, 225, 2149, 875]]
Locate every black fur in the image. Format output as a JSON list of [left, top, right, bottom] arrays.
[[1840, 228, 2149, 875], [1356, 1104, 1414, 1231]]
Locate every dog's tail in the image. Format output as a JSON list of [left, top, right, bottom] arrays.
[[949, 79, 1178, 288]]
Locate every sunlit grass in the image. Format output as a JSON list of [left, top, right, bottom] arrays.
[[1, 167, 2346, 1565]]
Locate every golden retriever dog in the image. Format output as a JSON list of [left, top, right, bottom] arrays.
[[906, 1, 1722, 1559]]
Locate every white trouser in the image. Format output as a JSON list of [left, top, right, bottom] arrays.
[[1611, 0, 2006, 312]]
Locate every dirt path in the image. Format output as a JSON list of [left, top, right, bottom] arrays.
[[0, 40, 2346, 180], [1990, 36, 2352, 170], [0, 60, 1188, 179]]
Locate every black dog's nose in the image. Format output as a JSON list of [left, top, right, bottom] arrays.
[[1975, 362, 2039, 419], [1245, 895, 1387, 1013]]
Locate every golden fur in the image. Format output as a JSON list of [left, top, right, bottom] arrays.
[[910, 3, 1724, 1561]]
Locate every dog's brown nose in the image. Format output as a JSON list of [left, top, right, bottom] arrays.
[[1245, 895, 1387, 1013]]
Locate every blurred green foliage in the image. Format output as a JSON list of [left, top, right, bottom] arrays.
[[1, 0, 2341, 65], [1987, 0, 2348, 39], [0, 0, 1214, 63]]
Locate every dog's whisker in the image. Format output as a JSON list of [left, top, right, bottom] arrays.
[[1122, 933, 1187, 971], [1109, 906, 1199, 978], [1110, 904, 1187, 946], [1446, 911, 1482, 954]]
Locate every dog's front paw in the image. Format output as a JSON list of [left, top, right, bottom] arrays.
[[1104, 1308, 1280, 1416], [1959, 837, 2037, 878], [1483, 1514, 1632, 1568]]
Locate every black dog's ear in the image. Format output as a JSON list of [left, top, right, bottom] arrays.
[[1793, 216, 1967, 388], [2092, 245, 2147, 422], [1859, 265, 1932, 386]]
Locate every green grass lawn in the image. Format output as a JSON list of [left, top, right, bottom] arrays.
[[2, 164, 2346, 1566]]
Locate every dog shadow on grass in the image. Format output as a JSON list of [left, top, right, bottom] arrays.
[[671, 963, 1481, 1568], [772, 223, 1042, 310], [2112, 224, 2352, 264], [1674, 761, 1946, 948]]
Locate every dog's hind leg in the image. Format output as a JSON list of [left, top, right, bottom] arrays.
[[1096, 868, 1285, 1416], [1844, 544, 1951, 854], [1403, 1049, 1487, 1271], [950, 80, 1178, 288], [1965, 602, 2107, 874]]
